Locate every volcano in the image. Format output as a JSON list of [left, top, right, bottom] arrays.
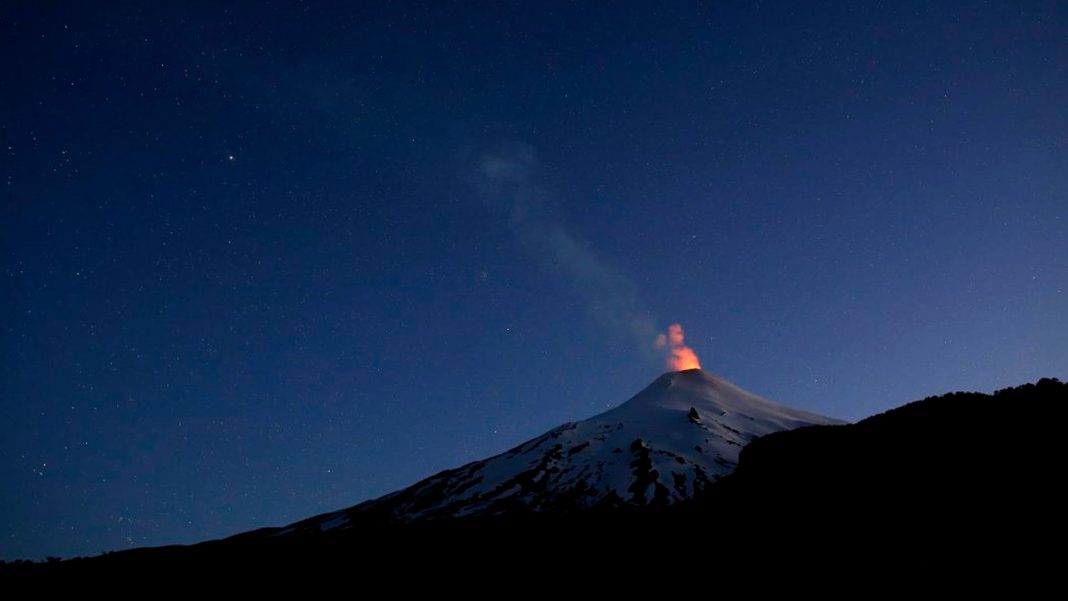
[[8, 377, 1063, 579], [275, 369, 842, 535]]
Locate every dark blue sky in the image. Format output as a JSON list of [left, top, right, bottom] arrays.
[[2, 1, 1065, 559]]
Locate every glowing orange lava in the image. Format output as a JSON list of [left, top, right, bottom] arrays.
[[654, 323, 702, 371]]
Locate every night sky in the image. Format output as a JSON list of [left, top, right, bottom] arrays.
[[3, 1, 1066, 560]]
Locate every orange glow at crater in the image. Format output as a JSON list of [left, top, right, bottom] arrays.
[[654, 323, 702, 371]]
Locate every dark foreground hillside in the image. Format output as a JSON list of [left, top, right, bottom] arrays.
[[4, 378, 1065, 578], [715, 376, 1067, 523]]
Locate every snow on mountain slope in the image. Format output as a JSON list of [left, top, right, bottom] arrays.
[[278, 369, 844, 534]]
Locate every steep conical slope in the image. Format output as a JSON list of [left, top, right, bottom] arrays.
[[278, 369, 843, 535]]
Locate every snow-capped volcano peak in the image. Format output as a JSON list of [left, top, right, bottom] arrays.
[[279, 369, 843, 534], [613, 368, 821, 419]]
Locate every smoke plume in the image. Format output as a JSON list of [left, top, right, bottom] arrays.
[[469, 144, 659, 355], [654, 323, 701, 371]]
